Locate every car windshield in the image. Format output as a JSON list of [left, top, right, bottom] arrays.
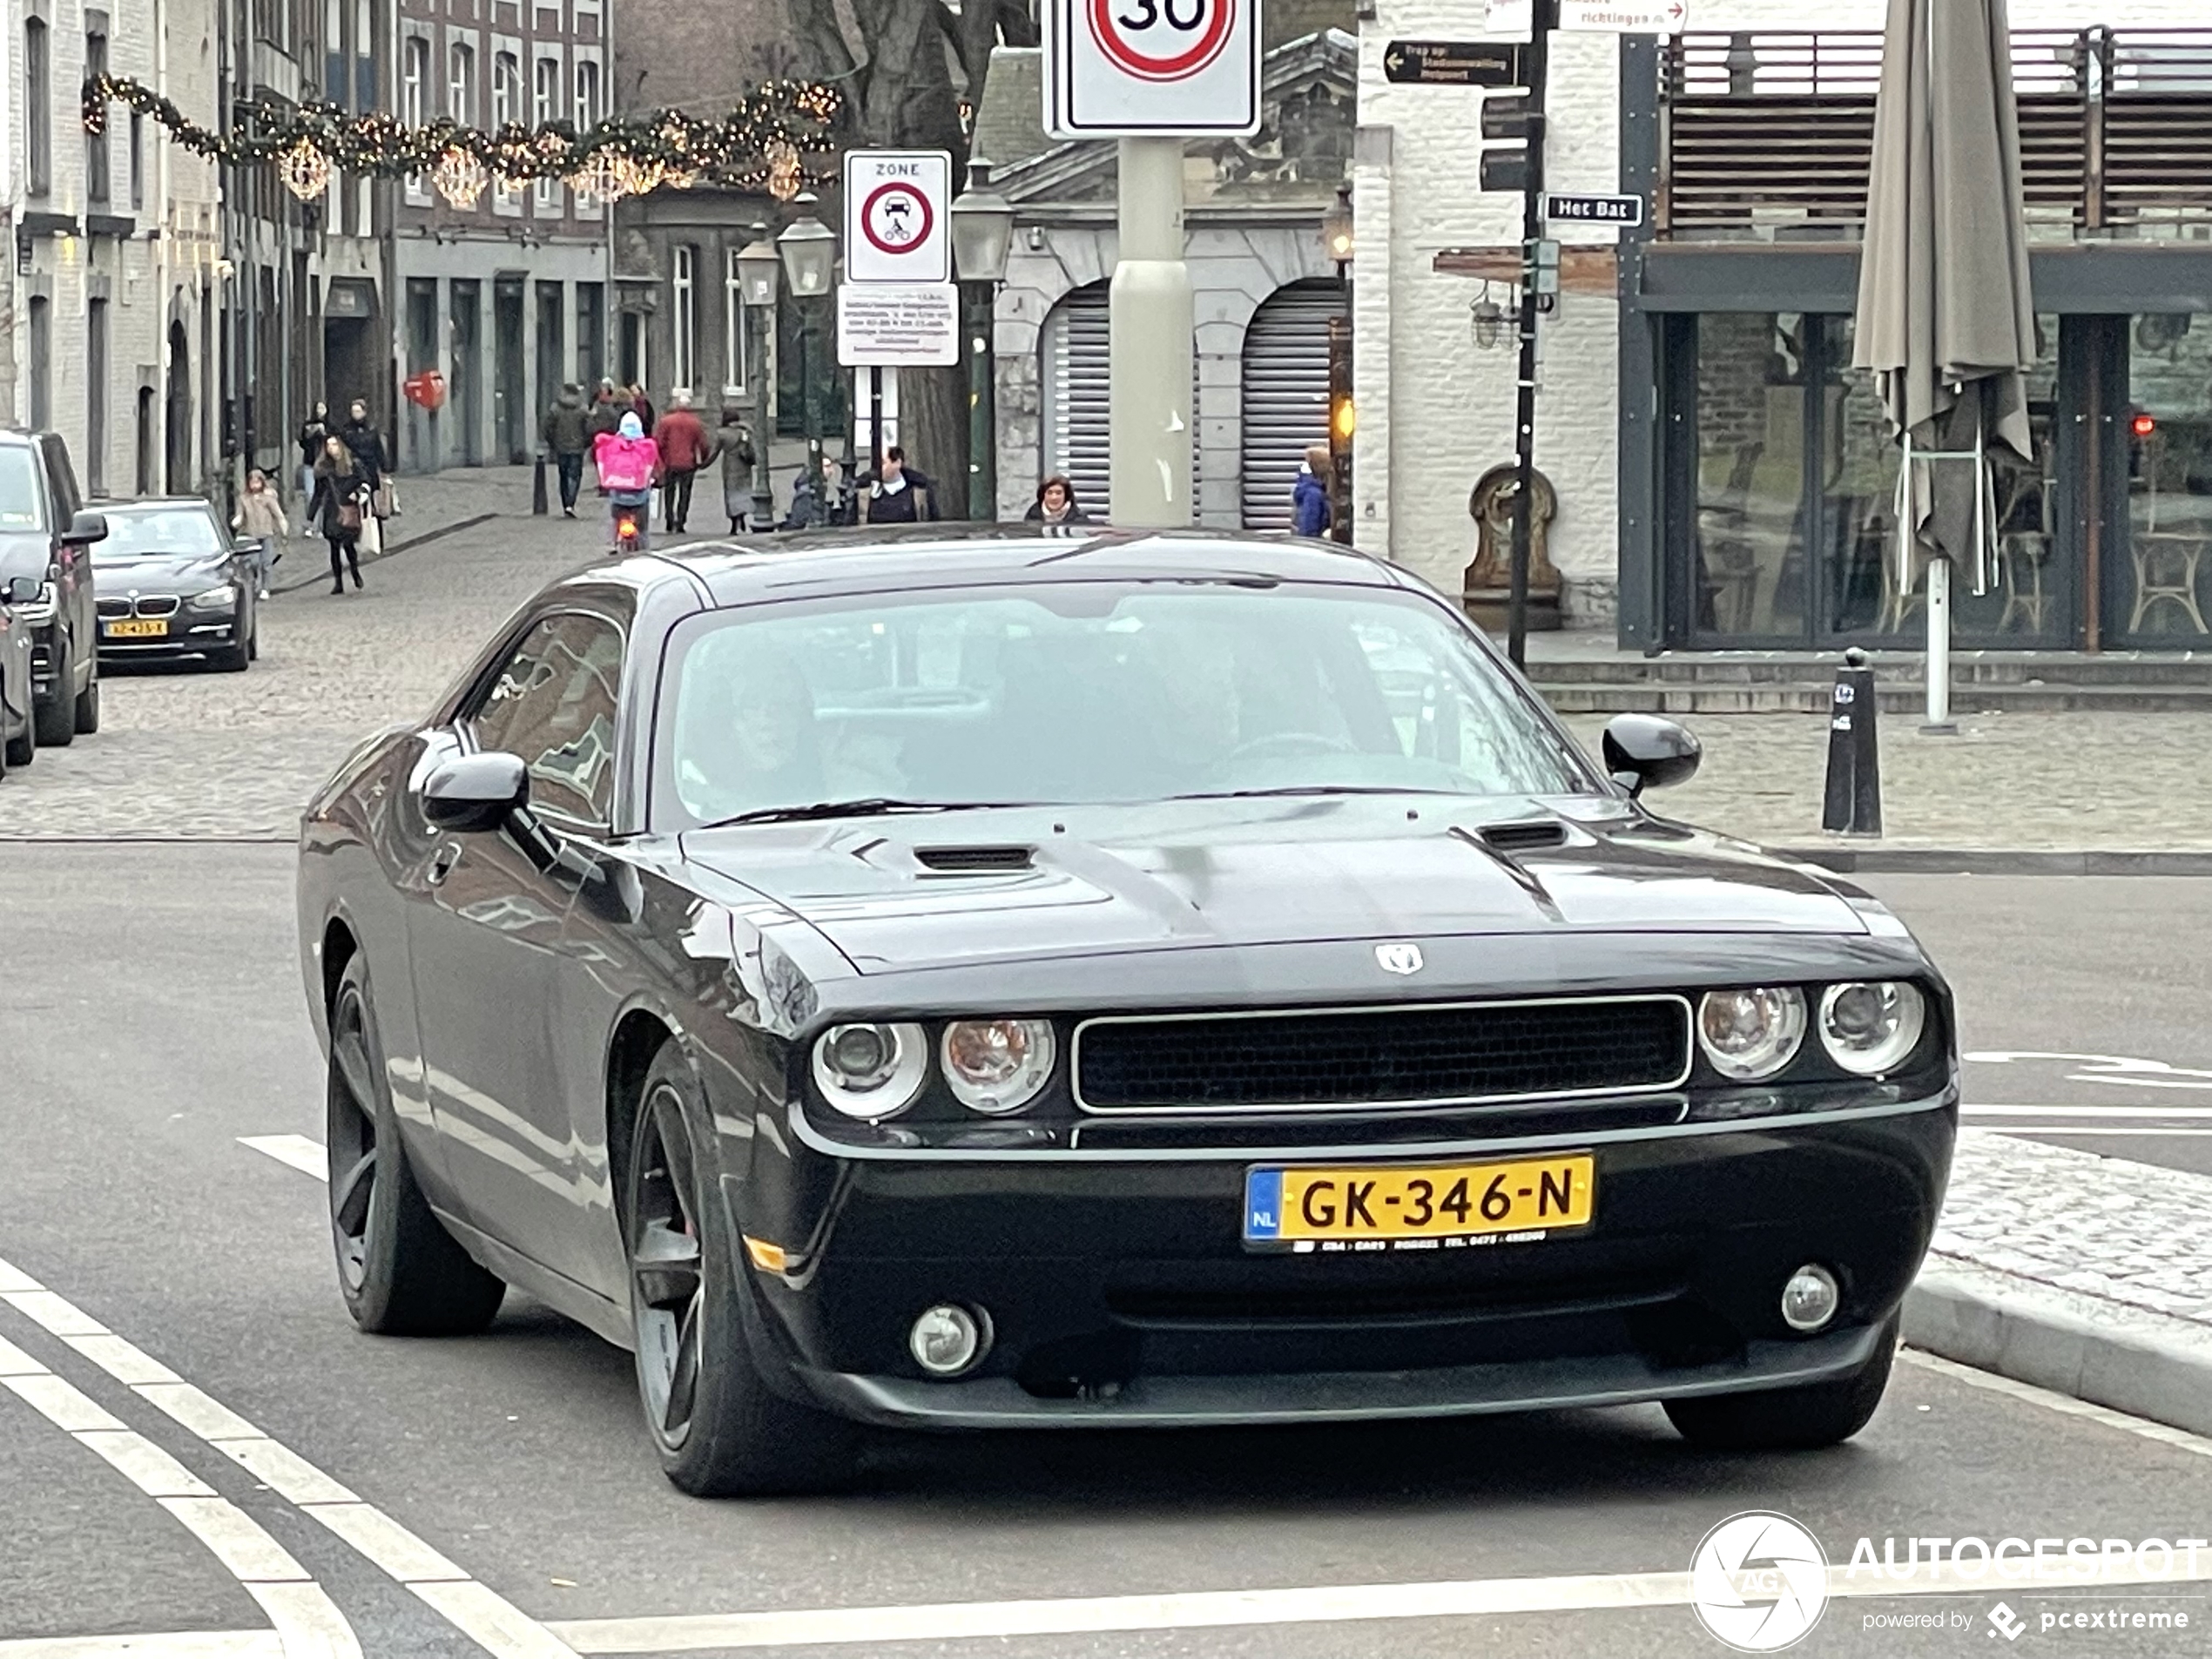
[[657, 583, 1597, 828], [0, 448, 42, 530], [93, 508, 225, 561]]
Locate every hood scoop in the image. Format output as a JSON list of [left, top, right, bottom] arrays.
[[913, 844, 1036, 875], [1473, 818, 1569, 853]]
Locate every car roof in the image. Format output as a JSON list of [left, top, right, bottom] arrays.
[[100, 496, 215, 511], [615, 526, 1411, 609]]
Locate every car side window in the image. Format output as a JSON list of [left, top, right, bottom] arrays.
[[468, 612, 624, 827], [43, 437, 78, 523]]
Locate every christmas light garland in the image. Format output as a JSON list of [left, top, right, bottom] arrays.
[[83, 74, 841, 204]]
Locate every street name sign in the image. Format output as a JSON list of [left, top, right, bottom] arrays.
[[838, 282, 961, 368], [1042, 0, 1260, 138], [1558, 0, 1688, 33], [1381, 40, 1527, 87], [843, 151, 952, 285], [1544, 191, 1645, 226]]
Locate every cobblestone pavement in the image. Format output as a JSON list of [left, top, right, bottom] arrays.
[[1933, 1130, 2212, 1331]]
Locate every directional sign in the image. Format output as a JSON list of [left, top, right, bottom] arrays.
[[1545, 191, 1645, 226], [1558, 0, 1688, 33], [1042, 0, 1260, 138], [838, 282, 960, 368], [843, 151, 951, 285], [1381, 40, 1526, 87]]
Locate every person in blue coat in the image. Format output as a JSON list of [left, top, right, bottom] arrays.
[[1291, 445, 1332, 536]]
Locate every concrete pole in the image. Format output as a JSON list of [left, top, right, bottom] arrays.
[[1109, 137, 1191, 528]]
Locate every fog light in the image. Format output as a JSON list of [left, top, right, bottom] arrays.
[[909, 1304, 988, 1377], [1781, 1264, 1840, 1333]]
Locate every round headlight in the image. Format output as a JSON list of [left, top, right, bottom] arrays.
[[1817, 981, 1926, 1076], [1696, 988, 1807, 1081], [811, 1022, 927, 1119], [940, 1019, 1056, 1116]]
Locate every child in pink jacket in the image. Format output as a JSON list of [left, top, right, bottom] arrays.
[[591, 412, 661, 550]]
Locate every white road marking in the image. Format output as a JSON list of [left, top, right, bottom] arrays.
[[237, 1136, 329, 1180], [1967, 1052, 2212, 1091], [0, 1255, 578, 1659], [0, 1635, 282, 1658]]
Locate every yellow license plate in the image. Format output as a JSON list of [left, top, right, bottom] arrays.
[[1244, 1155, 1595, 1252], [103, 617, 167, 637]]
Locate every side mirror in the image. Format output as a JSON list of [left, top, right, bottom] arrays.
[[1602, 713, 1701, 798], [2, 576, 38, 604], [421, 752, 529, 833], [59, 510, 108, 548]]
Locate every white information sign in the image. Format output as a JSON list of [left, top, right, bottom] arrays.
[[1558, 0, 1687, 33], [842, 151, 952, 285], [1484, 0, 1532, 36], [837, 283, 960, 368], [1042, 0, 1260, 138]]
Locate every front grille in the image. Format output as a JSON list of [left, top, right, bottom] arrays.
[[1075, 996, 1692, 1112], [135, 596, 180, 617], [96, 597, 132, 619]]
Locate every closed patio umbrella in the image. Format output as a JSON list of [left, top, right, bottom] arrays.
[[1851, 0, 2038, 730]]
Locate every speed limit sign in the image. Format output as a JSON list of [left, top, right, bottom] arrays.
[[1043, 0, 1259, 138]]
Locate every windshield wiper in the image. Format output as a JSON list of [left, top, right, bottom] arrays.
[[697, 797, 1041, 828], [1164, 785, 1442, 802]]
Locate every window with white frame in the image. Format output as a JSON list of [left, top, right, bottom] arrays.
[[533, 56, 560, 212], [723, 246, 748, 395], [401, 35, 429, 200], [671, 246, 697, 395], [492, 50, 521, 207], [572, 58, 602, 211], [354, 0, 374, 226], [449, 41, 475, 124]]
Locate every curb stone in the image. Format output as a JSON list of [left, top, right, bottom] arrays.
[[1905, 1259, 2212, 1441], [270, 512, 500, 596]]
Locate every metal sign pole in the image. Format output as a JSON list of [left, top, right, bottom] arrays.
[[1109, 136, 1194, 528], [1507, 0, 1554, 670]]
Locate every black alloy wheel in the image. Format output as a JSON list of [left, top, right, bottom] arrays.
[[1663, 1313, 1899, 1451], [625, 1042, 857, 1496], [325, 953, 505, 1335], [33, 640, 74, 747]]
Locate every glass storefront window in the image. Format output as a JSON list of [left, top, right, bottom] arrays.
[[1692, 313, 1810, 639], [2122, 314, 2212, 644]]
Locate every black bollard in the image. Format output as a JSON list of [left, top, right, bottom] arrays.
[[531, 453, 550, 516], [1821, 646, 1883, 837]]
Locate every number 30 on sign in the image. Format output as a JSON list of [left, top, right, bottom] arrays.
[[1043, 0, 1260, 138]]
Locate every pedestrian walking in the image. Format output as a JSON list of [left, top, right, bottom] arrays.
[[541, 382, 591, 517], [652, 392, 714, 536], [780, 455, 847, 529], [585, 381, 624, 496], [592, 412, 661, 552], [863, 447, 939, 524], [308, 435, 370, 594], [233, 469, 287, 599], [629, 383, 657, 435], [715, 402, 758, 534], [297, 403, 330, 515], [1291, 444, 1332, 537], [1024, 474, 1092, 527], [338, 400, 386, 487]]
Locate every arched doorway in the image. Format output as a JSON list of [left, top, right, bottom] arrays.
[[1037, 282, 1199, 520], [165, 320, 192, 494], [1239, 280, 1345, 530]]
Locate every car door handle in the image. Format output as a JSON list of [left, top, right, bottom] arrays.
[[428, 844, 462, 887]]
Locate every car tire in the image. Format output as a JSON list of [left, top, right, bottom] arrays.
[[326, 953, 506, 1337], [625, 1042, 860, 1497], [33, 643, 74, 748], [73, 665, 99, 733], [3, 698, 30, 770], [211, 638, 250, 672], [1662, 1315, 1899, 1452]]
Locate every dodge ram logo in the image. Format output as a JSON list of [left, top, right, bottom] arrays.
[[1375, 943, 1424, 976]]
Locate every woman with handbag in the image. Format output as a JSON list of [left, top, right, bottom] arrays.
[[308, 435, 370, 594]]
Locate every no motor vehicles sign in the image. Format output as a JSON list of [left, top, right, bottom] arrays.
[[1043, 0, 1260, 138], [843, 151, 951, 284]]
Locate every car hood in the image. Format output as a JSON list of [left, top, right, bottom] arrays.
[[92, 554, 229, 596], [0, 530, 50, 583], [678, 797, 1865, 974]]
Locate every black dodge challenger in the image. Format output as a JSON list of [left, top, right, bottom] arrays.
[[296, 527, 1956, 1495]]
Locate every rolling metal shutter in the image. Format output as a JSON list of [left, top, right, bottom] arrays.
[[1240, 283, 1345, 531], [1041, 283, 1201, 523]]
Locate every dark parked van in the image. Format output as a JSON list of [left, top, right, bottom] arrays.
[[0, 429, 108, 745]]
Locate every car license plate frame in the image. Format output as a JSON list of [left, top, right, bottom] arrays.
[[103, 617, 167, 638], [1243, 1154, 1595, 1253]]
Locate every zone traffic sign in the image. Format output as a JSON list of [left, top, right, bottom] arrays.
[[843, 151, 952, 285], [1043, 0, 1260, 138]]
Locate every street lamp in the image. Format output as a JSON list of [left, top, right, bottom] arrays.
[[1321, 180, 1355, 544], [777, 195, 839, 518], [949, 159, 1015, 522], [735, 222, 781, 529]]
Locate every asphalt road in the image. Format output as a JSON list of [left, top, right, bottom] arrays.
[[4, 846, 2212, 1659]]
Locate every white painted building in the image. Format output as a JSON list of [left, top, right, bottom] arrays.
[[1355, 0, 2212, 651]]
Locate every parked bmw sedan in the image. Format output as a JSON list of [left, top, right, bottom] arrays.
[[296, 529, 1957, 1496], [91, 499, 260, 671]]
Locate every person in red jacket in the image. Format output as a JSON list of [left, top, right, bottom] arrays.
[[652, 392, 716, 536]]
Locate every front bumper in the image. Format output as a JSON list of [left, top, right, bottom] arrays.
[[728, 1090, 1956, 1430], [97, 616, 240, 660]]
